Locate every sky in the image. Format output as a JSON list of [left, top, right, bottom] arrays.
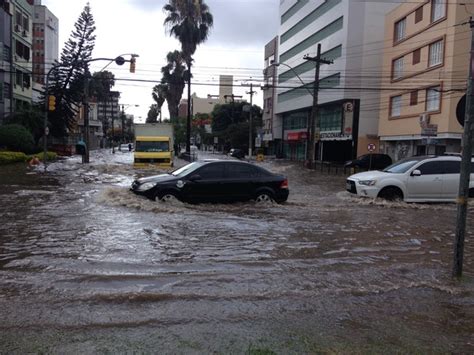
[[40, 0, 280, 122]]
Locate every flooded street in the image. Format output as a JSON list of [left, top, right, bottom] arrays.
[[0, 150, 473, 353]]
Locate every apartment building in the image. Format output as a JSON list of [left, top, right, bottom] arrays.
[[274, 0, 398, 162], [97, 90, 120, 145], [0, 0, 13, 123], [31, 0, 58, 102], [11, 0, 33, 111], [262, 36, 281, 156], [378, 0, 467, 160]]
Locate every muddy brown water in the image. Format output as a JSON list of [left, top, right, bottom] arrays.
[[0, 150, 473, 353]]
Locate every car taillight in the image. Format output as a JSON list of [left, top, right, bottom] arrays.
[[280, 178, 288, 189]]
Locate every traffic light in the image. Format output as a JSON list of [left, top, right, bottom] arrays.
[[129, 57, 136, 73], [48, 95, 56, 111]]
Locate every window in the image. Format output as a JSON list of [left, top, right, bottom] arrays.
[[415, 7, 423, 23], [391, 95, 402, 117], [22, 15, 29, 32], [393, 57, 404, 79], [2, 45, 10, 61], [197, 164, 225, 179], [413, 48, 421, 65], [426, 86, 441, 112], [0, 82, 3, 102], [418, 161, 444, 175], [442, 161, 460, 174], [226, 163, 260, 178], [4, 82, 11, 99], [394, 18, 406, 42], [431, 0, 445, 22], [15, 70, 22, 86], [410, 91, 418, 106], [429, 40, 443, 67]]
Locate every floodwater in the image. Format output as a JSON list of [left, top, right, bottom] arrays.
[[0, 150, 473, 353]]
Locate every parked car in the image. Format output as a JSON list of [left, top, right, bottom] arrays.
[[131, 159, 289, 204], [344, 153, 392, 171], [346, 154, 474, 202], [229, 148, 245, 159]]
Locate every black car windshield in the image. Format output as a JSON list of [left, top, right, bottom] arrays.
[[383, 159, 420, 173], [171, 161, 206, 177]]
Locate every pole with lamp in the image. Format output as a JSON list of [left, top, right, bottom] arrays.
[[269, 60, 314, 163]]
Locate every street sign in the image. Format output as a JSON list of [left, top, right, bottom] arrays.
[[214, 136, 218, 144], [45, 127, 49, 136], [421, 124, 438, 136], [367, 143, 376, 152]]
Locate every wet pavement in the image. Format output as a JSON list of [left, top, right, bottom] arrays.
[[0, 149, 473, 353]]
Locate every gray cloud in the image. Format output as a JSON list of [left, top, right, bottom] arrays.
[[130, 0, 279, 47]]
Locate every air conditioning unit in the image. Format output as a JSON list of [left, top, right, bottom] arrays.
[[14, 24, 22, 32], [21, 30, 27, 37], [419, 113, 430, 127]]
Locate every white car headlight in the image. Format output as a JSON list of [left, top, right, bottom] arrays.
[[136, 182, 157, 191], [358, 180, 376, 186]]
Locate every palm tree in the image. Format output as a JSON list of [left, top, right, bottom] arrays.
[[159, 50, 187, 120], [151, 84, 167, 122], [163, 0, 213, 153]]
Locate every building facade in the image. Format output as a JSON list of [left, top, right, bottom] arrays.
[[378, 0, 466, 160], [97, 90, 120, 146], [262, 36, 281, 156], [0, 0, 13, 123], [11, 0, 33, 111], [31, 0, 58, 102], [274, 0, 398, 162]]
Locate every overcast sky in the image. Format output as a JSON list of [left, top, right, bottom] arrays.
[[40, 0, 280, 122]]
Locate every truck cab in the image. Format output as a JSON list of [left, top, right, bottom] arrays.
[[133, 136, 174, 167]]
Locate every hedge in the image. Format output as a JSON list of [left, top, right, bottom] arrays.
[[0, 151, 58, 165], [0, 124, 36, 153]]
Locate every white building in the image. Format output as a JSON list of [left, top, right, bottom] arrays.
[[272, 0, 398, 162]]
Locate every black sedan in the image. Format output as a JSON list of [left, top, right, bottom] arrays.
[[131, 159, 289, 204]]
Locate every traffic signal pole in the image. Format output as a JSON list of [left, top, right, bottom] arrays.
[[453, 17, 474, 278]]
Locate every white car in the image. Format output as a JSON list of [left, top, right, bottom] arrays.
[[346, 154, 474, 202]]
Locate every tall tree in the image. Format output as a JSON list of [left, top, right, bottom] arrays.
[[157, 50, 186, 119], [90, 70, 115, 138], [151, 83, 167, 122], [45, 3, 96, 137], [146, 104, 159, 123], [163, 0, 213, 152]]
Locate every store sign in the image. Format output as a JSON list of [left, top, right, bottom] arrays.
[[421, 124, 438, 137], [343, 100, 354, 135], [320, 132, 352, 140], [263, 133, 273, 141], [287, 132, 307, 141]]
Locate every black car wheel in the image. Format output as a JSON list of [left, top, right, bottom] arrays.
[[156, 190, 179, 202], [378, 186, 403, 201], [255, 190, 275, 203]]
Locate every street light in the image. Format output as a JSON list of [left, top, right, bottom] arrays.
[[268, 61, 313, 164], [269, 61, 313, 97], [43, 54, 139, 165], [121, 104, 139, 142]]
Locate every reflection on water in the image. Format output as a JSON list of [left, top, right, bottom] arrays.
[[0, 150, 473, 353]]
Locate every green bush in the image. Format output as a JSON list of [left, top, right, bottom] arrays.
[[0, 151, 28, 164], [0, 124, 36, 153], [28, 151, 57, 161], [0, 151, 57, 165]]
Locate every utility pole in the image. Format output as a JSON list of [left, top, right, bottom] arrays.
[[303, 43, 333, 168], [453, 17, 474, 278], [83, 75, 90, 163], [247, 83, 257, 158]]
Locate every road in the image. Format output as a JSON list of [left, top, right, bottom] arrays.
[[0, 149, 473, 353]]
